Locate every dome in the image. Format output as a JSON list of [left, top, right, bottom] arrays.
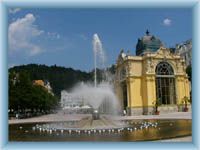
[[136, 30, 163, 56]]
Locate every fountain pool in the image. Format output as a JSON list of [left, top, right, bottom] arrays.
[[9, 119, 191, 141]]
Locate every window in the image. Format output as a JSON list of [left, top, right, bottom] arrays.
[[155, 62, 176, 105], [156, 62, 174, 75]]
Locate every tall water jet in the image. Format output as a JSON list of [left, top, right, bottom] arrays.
[[61, 33, 121, 115], [92, 33, 106, 87]]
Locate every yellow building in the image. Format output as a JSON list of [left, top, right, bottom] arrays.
[[33, 80, 45, 87], [114, 31, 191, 115], [33, 80, 54, 95]]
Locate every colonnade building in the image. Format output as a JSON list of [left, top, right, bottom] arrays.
[[114, 31, 191, 115]]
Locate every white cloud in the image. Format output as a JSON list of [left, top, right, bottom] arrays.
[[47, 32, 60, 39], [9, 13, 44, 56], [9, 8, 21, 14], [163, 18, 172, 26]]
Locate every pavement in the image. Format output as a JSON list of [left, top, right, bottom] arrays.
[[9, 113, 91, 124], [9, 112, 192, 124], [157, 136, 192, 142], [114, 112, 192, 120]]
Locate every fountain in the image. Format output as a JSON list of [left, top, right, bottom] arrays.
[[61, 33, 121, 116], [31, 33, 126, 132], [93, 33, 106, 87]]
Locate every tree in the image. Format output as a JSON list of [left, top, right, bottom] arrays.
[[9, 64, 93, 97], [9, 71, 59, 116]]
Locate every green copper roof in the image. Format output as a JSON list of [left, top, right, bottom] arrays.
[[136, 30, 163, 56]]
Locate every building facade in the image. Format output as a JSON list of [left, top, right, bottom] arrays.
[[175, 39, 192, 67], [33, 80, 54, 95], [60, 90, 84, 108], [60, 90, 114, 114], [114, 32, 191, 115]]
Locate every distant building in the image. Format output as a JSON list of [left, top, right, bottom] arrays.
[[60, 90, 94, 114], [33, 80, 45, 87], [60, 90, 84, 108], [60, 90, 115, 114], [33, 80, 54, 95], [43, 80, 54, 95], [175, 39, 192, 67]]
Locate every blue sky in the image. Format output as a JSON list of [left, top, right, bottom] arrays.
[[8, 8, 192, 71]]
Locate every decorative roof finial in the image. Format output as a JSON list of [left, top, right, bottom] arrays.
[[146, 29, 150, 35]]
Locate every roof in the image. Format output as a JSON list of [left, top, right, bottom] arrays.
[[33, 80, 45, 86], [136, 30, 163, 56]]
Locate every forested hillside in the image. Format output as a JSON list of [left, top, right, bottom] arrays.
[[9, 64, 116, 97], [9, 64, 93, 97]]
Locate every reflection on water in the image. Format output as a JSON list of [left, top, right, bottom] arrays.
[[9, 119, 191, 141]]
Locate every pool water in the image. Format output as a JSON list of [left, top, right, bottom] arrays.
[[9, 119, 192, 141]]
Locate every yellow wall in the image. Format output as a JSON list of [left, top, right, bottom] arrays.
[[33, 80, 45, 87], [115, 48, 191, 114], [127, 77, 143, 107], [176, 76, 190, 104], [145, 76, 156, 107]]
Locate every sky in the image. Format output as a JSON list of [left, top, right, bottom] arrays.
[[8, 8, 192, 71]]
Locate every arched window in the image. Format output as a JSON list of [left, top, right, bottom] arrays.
[[155, 62, 176, 105], [156, 62, 174, 75]]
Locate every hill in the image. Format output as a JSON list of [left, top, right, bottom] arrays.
[[9, 64, 94, 97]]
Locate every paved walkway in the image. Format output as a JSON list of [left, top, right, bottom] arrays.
[[9, 112, 192, 124], [9, 114, 91, 124], [157, 136, 192, 142], [114, 112, 192, 120]]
